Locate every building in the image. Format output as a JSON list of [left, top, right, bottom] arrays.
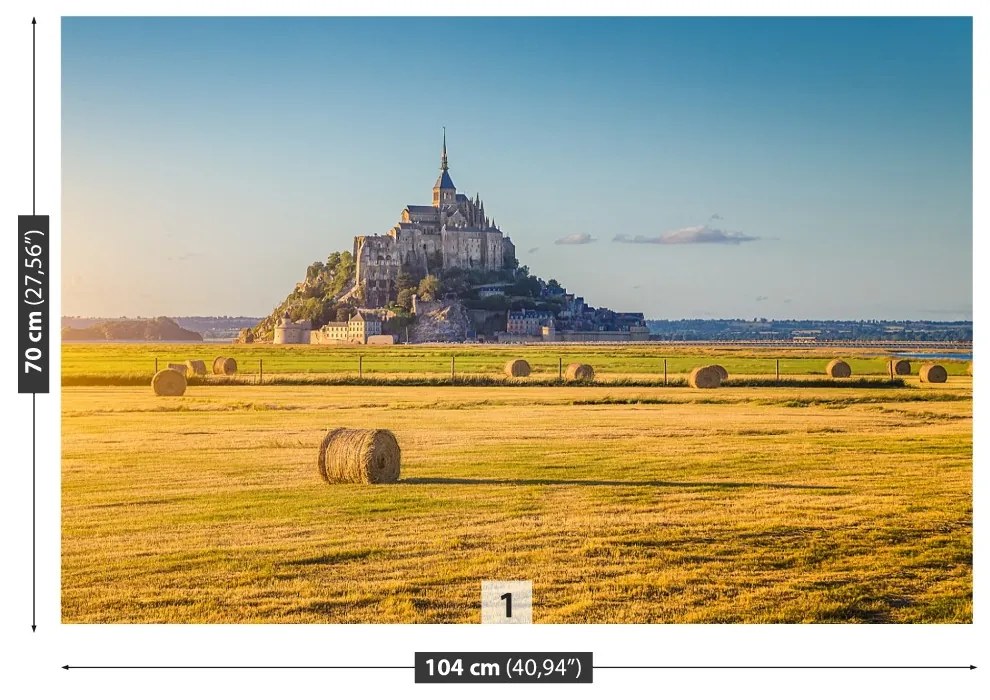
[[476, 282, 511, 298], [310, 311, 383, 345], [506, 309, 555, 336], [272, 312, 311, 344], [354, 131, 516, 307]]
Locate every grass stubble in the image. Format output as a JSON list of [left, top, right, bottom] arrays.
[[62, 370, 972, 624]]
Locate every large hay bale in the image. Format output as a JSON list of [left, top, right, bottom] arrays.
[[166, 363, 187, 376], [504, 358, 531, 378], [564, 363, 594, 382], [186, 359, 207, 375], [688, 365, 722, 389], [888, 359, 911, 376], [152, 368, 187, 396], [317, 428, 401, 484], [212, 356, 237, 375], [919, 363, 947, 383], [826, 359, 852, 378], [709, 364, 729, 381]]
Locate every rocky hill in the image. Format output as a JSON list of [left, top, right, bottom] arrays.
[[254, 246, 576, 342], [409, 302, 472, 343], [253, 252, 359, 341]]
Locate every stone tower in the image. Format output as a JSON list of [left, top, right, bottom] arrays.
[[432, 128, 456, 207]]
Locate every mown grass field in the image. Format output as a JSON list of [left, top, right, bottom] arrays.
[[62, 342, 972, 384], [62, 364, 972, 623]]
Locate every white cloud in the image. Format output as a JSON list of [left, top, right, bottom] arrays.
[[613, 225, 759, 245], [554, 233, 596, 245]]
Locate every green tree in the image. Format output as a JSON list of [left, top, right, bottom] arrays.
[[396, 270, 415, 291], [439, 268, 471, 298], [294, 298, 326, 327], [384, 309, 415, 337], [327, 251, 355, 299], [510, 274, 542, 298], [396, 288, 415, 311], [306, 261, 325, 280], [418, 274, 440, 301]]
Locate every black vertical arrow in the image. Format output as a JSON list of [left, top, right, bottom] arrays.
[[32, 17, 36, 215], [32, 392, 36, 631], [31, 16, 38, 633]]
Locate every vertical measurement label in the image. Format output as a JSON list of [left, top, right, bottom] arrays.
[[19, 215, 49, 394], [415, 652, 592, 684]]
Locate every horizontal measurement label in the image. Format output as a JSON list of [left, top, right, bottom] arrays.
[[415, 652, 592, 684], [19, 215, 49, 394]]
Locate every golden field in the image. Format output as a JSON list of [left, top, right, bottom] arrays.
[[62, 372, 972, 623]]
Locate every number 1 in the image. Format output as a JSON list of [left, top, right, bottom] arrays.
[[500, 592, 512, 618]]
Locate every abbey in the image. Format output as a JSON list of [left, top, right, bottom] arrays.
[[353, 132, 516, 308]]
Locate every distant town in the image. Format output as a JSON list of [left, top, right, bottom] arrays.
[[644, 318, 972, 344], [62, 315, 972, 345]]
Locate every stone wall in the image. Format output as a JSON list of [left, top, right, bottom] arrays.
[[273, 326, 311, 344]]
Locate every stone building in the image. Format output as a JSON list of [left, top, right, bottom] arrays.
[[310, 311, 383, 345], [506, 309, 555, 336], [273, 312, 311, 344], [274, 310, 384, 345], [354, 131, 516, 307]]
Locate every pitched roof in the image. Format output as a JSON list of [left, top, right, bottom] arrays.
[[434, 170, 456, 190], [405, 205, 436, 213]]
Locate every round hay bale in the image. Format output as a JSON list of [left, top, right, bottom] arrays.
[[888, 359, 911, 376], [919, 363, 947, 383], [504, 358, 531, 378], [212, 356, 237, 375], [152, 368, 187, 396], [709, 364, 729, 381], [564, 363, 594, 382], [166, 362, 187, 376], [826, 359, 852, 378], [317, 428, 401, 484], [688, 365, 722, 389], [186, 359, 208, 375]]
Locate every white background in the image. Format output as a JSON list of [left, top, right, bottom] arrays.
[[0, 1, 984, 698]]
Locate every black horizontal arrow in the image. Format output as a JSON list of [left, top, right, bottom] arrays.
[[64, 665, 414, 670], [63, 664, 974, 671], [595, 665, 976, 670]]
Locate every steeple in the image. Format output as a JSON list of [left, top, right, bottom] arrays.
[[441, 127, 449, 172], [433, 127, 456, 206]]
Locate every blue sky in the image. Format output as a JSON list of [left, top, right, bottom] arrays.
[[62, 17, 972, 320]]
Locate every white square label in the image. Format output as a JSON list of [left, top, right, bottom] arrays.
[[481, 580, 533, 624]]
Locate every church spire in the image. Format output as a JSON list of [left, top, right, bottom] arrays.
[[440, 127, 448, 172], [433, 127, 456, 206]]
